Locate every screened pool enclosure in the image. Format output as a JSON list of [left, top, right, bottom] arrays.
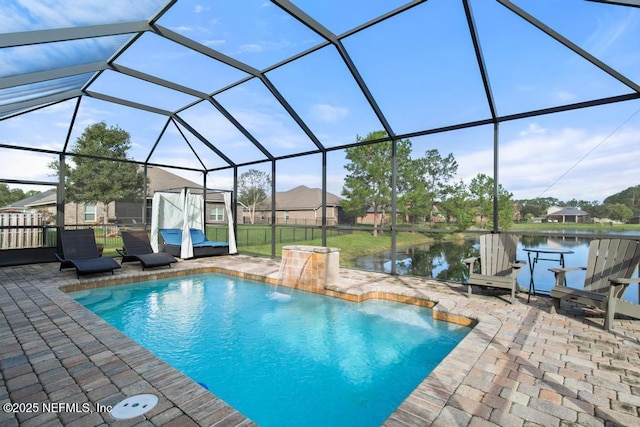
[[1, 0, 639, 268]]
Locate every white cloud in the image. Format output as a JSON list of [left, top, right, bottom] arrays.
[[1, 150, 58, 185], [518, 122, 547, 137], [238, 43, 264, 54], [584, 11, 636, 57], [309, 104, 349, 123], [171, 25, 192, 32], [457, 123, 640, 203], [203, 39, 226, 47], [554, 90, 578, 104]]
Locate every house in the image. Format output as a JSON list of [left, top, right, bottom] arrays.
[[0, 189, 56, 216], [358, 206, 396, 225], [2, 174, 345, 228], [254, 185, 344, 226], [1, 167, 228, 226], [546, 206, 591, 223]]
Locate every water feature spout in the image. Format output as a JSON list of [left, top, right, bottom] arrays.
[[276, 245, 340, 293], [269, 254, 294, 301]]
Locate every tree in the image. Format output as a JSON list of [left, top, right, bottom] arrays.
[[397, 157, 429, 225], [516, 197, 561, 218], [604, 185, 640, 215], [468, 173, 515, 229], [607, 203, 633, 222], [341, 131, 415, 236], [438, 180, 474, 229], [50, 122, 144, 224], [0, 184, 38, 207], [422, 149, 458, 225], [238, 169, 271, 224], [565, 199, 598, 211]]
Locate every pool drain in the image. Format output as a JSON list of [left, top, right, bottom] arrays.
[[110, 394, 158, 420]]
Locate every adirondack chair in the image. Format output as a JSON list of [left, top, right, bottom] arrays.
[[550, 238, 640, 331], [464, 234, 525, 303]]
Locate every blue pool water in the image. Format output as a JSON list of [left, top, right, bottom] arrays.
[[70, 274, 470, 426]]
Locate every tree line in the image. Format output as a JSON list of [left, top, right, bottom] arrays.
[[341, 130, 514, 234], [516, 189, 639, 223]]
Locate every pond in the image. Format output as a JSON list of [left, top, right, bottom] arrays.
[[354, 232, 640, 304]]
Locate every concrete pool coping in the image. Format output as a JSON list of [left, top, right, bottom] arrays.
[[1, 254, 639, 426]]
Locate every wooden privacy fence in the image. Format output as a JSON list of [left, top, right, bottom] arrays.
[[0, 213, 44, 249]]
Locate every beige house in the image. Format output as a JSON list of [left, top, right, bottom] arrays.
[[546, 206, 591, 223], [253, 185, 344, 226]]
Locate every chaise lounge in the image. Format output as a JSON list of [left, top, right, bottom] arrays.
[[56, 228, 121, 279], [118, 230, 177, 270], [159, 228, 229, 258]]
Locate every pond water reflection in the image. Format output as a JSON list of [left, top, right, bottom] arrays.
[[353, 234, 640, 304]]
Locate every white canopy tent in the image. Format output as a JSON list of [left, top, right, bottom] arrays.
[[150, 188, 237, 259]]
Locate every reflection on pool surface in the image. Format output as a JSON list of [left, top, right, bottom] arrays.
[[71, 273, 471, 427]]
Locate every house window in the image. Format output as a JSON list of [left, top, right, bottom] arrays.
[[84, 204, 96, 222], [210, 207, 224, 222], [284, 211, 289, 220]]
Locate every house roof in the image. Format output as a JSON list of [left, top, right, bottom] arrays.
[[547, 207, 590, 216], [145, 166, 201, 195], [145, 167, 226, 202], [0, 188, 56, 211], [276, 185, 342, 210], [256, 185, 342, 210]]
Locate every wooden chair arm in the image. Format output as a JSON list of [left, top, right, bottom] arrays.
[[607, 276, 640, 299], [463, 257, 478, 265], [548, 266, 586, 274], [464, 256, 479, 276], [608, 277, 640, 285], [549, 266, 586, 287], [512, 261, 526, 269]]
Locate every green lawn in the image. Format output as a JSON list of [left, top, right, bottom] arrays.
[[97, 222, 640, 262], [240, 230, 448, 267]]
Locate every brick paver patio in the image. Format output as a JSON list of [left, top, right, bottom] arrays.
[[1, 255, 639, 426]]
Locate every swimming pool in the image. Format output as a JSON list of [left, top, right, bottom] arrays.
[[70, 273, 471, 426]]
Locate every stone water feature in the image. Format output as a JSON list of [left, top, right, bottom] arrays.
[[278, 245, 340, 292]]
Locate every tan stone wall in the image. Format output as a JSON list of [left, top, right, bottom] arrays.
[[279, 245, 340, 292]]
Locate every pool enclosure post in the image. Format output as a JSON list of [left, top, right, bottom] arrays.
[[271, 160, 276, 258], [492, 122, 499, 232], [321, 151, 327, 246], [203, 173, 208, 233], [56, 153, 66, 249], [233, 167, 238, 250], [142, 164, 148, 227], [390, 138, 398, 275]]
